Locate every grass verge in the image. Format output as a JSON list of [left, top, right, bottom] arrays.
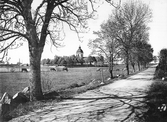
[[134, 80, 167, 122]]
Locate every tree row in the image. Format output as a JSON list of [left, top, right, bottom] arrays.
[[89, 1, 153, 78]]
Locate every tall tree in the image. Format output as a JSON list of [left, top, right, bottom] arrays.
[[0, 0, 102, 100], [104, 1, 152, 75], [89, 29, 120, 78], [0, 0, 121, 100], [131, 23, 152, 70]]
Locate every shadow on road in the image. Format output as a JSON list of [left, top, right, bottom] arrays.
[[64, 89, 148, 122]]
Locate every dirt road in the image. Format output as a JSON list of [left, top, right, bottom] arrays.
[[10, 65, 156, 122]]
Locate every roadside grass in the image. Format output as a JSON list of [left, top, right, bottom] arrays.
[[0, 72, 29, 97], [8, 99, 61, 119], [134, 80, 167, 122]]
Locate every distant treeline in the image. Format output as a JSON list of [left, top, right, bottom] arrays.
[[41, 55, 105, 67]]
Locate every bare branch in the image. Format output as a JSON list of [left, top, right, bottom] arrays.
[[0, 36, 20, 53], [34, 0, 46, 22], [0, 28, 28, 40], [105, 0, 121, 8]]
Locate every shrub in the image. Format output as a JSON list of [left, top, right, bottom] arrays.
[[154, 68, 165, 79], [159, 49, 167, 65], [147, 81, 167, 98], [138, 81, 167, 122], [154, 49, 167, 79]]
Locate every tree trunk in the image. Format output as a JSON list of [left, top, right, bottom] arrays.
[[126, 63, 129, 75], [126, 56, 130, 75], [137, 61, 140, 71], [29, 46, 44, 100], [131, 63, 135, 72], [109, 69, 114, 79], [109, 55, 114, 79], [144, 62, 147, 68]]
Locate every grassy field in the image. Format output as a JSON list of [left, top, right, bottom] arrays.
[[0, 64, 137, 97], [0, 67, 110, 97]]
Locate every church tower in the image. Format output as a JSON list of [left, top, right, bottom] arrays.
[[76, 46, 83, 58]]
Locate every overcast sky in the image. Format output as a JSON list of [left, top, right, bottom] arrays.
[[6, 0, 167, 64]]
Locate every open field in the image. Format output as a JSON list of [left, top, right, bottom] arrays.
[[0, 67, 109, 97], [0, 64, 137, 97]]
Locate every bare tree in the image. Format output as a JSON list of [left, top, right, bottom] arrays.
[[103, 1, 152, 75], [88, 28, 120, 79], [0, 0, 120, 100]]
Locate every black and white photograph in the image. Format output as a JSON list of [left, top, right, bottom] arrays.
[[0, 0, 167, 121]]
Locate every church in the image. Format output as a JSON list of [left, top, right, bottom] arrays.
[[76, 46, 84, 59]]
